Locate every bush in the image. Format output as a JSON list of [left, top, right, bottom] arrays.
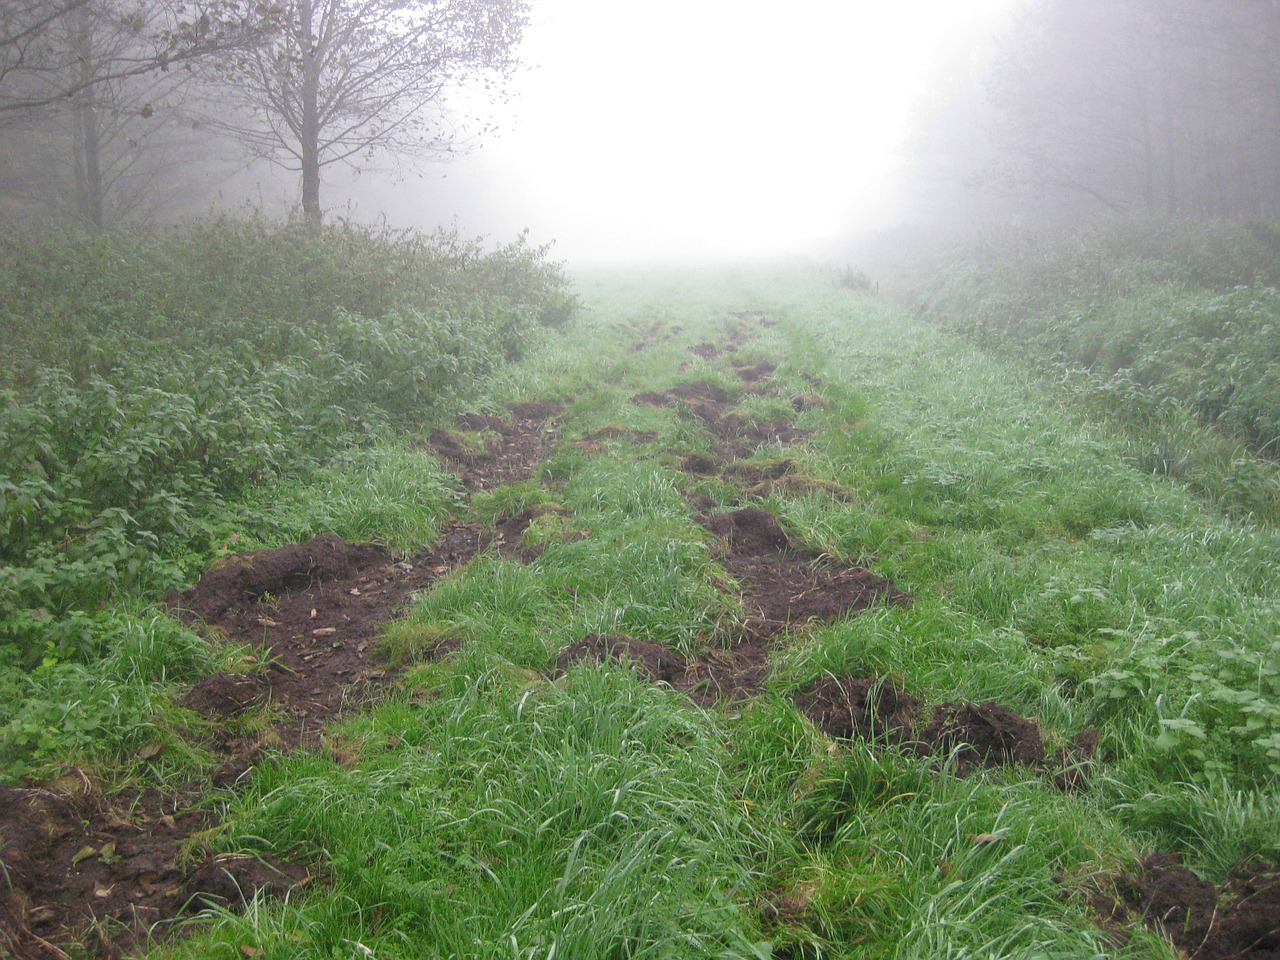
[[0, 218, 577, 665]]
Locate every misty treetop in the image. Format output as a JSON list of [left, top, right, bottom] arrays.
[[208, 0, 530, 224], [902, 0, 1280, 225], [0, 0, 529, 228]]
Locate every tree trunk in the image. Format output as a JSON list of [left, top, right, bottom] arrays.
[[72, 4, 104, 230], [299, 0, 322, 227]]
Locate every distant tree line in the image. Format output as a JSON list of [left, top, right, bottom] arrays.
[[903, 0, 1280, 225], [0, 0, 527, 230]]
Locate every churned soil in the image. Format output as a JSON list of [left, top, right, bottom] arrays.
[[699, 508, 910, 633], [555, 633, 687, 684], [0, 781, 308, 960], [794, 677, 922, 743], [631, 381, 737, 423], [170, 527, 513, 748], [428, 400, 567, 491], [1092, 854, 1280, 959], [1, 509, 546, 958]]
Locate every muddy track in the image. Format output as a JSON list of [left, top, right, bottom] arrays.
[[7, 313, 1275, 960]]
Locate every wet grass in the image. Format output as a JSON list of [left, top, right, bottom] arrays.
[[139, 269, 1280, 958]]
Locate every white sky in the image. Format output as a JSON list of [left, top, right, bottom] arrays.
[[378, 0, 1020, 265]]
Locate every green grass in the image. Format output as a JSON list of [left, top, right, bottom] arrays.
[[20, 263, 1280, 957]]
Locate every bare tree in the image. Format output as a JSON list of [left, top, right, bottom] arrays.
[[0, 0, 259, 228], [0, 0, 271, 115], [208, 0, 528, 225]]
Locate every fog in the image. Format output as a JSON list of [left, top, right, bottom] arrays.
[[10, 1, 1278, 268], [304, 0, 1020, 265]]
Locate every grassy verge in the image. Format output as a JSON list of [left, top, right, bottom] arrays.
[[150, 268, 1278, 958], [894, 219, 1280, 520]]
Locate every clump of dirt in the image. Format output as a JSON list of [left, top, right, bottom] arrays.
[[918, 701, 1046, 771], [702, 507, 794, 554], [555, 633, 687, 684], [429, 401, 566, 491], [726, 459, 796, 485], [182, 853, 311, 913], [699, 508, 908, 633], [689, 342, 721, 359], [680, 452, 721, 475], [172, 526, 516, 745], [181, 671, 270, 717], [677, 633, 773, 706], [180, 534, 389, 622], [792, 676, 1070, 783], [795, 677, 921, 742], [708, 415, 811, 459], [790, 392, 828, 412], [733, 359, 776, 384], [631, 381, 736, 422], [0, 784, 309, 960], [1092, 854, 1280, 959]]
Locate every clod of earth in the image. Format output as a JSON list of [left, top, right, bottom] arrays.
[[555, 633, 687, 684], [1092, 853, 1280, 959], [699, 508, 909, 632]]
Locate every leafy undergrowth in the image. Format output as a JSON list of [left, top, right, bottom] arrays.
[[0, 220, 574, 780], [8, 268, 1280, 958], [897, 218, 1280, 520]]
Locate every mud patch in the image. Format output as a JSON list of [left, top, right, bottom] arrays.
[[679, 452, 720, 475], [172, 526, 514, 745], [699, 508, 908, 632], [733, 359, 776, 385], [181, 671, 270, 717], [0, 784, 309, 959], [429, 401, 566, 491], [919, 701, 1046, 771], [631, 381, 736, 422], [709, 415, 811, 459], [1093, 854, 1280, 959], [555, 633, 686, 683], [689, 342, 721, 360], [676, 634, 772, 705], [179, 534, 389, 623], [796, 677, 921, 743]]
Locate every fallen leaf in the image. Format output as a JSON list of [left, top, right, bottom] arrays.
[[239, 947, 262, 958], [256, 617, 278, 627], [349, 587, 361, 595], [968, 833, 1003, 845], [93, 883, 115, 898], [71, 844, 98, 865], [312, 627, 337, 637], [310, 608, 318, 618], [137, 741, 165, 760]]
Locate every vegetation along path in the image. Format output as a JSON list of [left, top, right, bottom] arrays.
[[6, 269, 1280, 959]]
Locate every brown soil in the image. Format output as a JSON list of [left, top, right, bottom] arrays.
[[795, 673, 1096, 785], [0, 783, 309, 960], [733, 359, 777, 384], [1, 509, 542, 958], [1093, 854, 1280, 959], [795, 677, 922, 743], [699, 508, 910, 633], [427, 401, 566, 491], [555, 633, 686, 683], [918, 701, 1047, 772], [679, 452, 721, 475], [708, 415, 812, 460], [631, 381, 736, 423], [689, 342, 721, 359]]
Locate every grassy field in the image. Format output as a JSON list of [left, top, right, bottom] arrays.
[[141, 268, 1278, 959], [5, 260, 1280, 958]]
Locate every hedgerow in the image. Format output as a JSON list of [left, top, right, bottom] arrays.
[[0, 219, 577, 667], [902, 219, 1280, 518]]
